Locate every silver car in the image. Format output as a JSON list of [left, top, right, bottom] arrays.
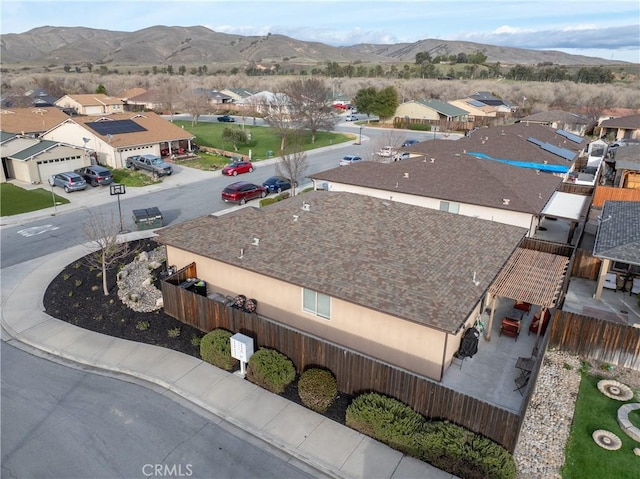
[[49, 172, 87, 192]]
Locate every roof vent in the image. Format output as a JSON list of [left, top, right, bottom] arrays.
[[430, 158, 435, 163], [502, 198, 511, 205], [403, 172, 409, 178], [382, 201, 390, 207], [538, 193, 543, 199], [293, 214, 299, 221], [501, 130, 505, 135], [238, 248, 244, 259], [395, 182, 399, 188], [301, 201, 310, 211], [251, 237, 260, 246]]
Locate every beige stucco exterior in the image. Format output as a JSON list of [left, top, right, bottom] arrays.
[[166, 245, 471, 380], [55, 95, 125, 115], [396, 102, 440, 121]]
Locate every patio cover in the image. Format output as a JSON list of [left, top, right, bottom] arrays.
[[541, 191, 590, 221], [488, 248, 570, 309]]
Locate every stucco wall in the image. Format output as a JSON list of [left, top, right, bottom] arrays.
[[396, 103, 439, 121], [166, 246, 458, 380]]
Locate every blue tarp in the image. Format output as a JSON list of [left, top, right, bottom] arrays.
[[465, 152, 570, 173]]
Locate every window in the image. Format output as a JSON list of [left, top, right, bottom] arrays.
[[439, 201, 460, 214], [612, 262, 640, 274], [303, 288, 331, 319]]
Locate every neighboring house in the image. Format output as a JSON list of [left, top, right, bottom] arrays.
[[468, 92, 515, 114], [0, 135, 89, 184], [311, 123, 589, 240], [122, 90, 166, 112], [595, 114, 640, 142], [612, 145, 640, 189], [220, 88, 259, 103], [119, 87, 148, 102], [0, 107, 70, 137], [193, 89, 233, 106], [155, 191, 528, 381], [592, 201, 640, 299], [517, 110, 591, 136], [394, 99, 469, 123], [41, 112, 195, 169], [1, 88, 58, 108], [449, 98, 498, 119], [55, 94, 125, 115], [241, 91, 291, 118]]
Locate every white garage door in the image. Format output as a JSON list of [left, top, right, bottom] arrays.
[[37, 157, 87, 183]]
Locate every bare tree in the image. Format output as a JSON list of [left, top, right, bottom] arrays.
[[583, 93, 615, 135], [181, 89, 210, 126], [275, 131, 308, 197], [260, 92, 292, 152], [282, 78, 337, 143], [83, 211, 136, 296]]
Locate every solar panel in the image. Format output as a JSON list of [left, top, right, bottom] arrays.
[[555, 129, 583, 143], [86, 120, 147, 136], [540, 143, 576, 161], [527, 136, 544, 146], [468, 100, 485, 107]]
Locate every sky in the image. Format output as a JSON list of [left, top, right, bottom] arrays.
[[1, 0, 639, 63]]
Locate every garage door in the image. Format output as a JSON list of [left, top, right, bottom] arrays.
[[37, 157, 87, 183]]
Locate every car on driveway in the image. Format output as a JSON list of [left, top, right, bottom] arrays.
[[217, 115, 235, 122], [222, 160, 254, 176], [377, 146, 395, 157], [262, 176, 296, 193], [339, 155, 363, 166], [221, 181, 267, 205], [49, 172, 87, 192], [74, 165, 113, 186]]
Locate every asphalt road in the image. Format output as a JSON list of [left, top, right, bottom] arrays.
[[0, 341, 317, 479]]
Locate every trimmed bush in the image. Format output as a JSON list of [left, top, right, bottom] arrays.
[[200, 328, 238, 371], [408, 123, 432, 131], [298, 368, 337, 413], [246, 348, 295, 394], [346, 393, 516, 479]]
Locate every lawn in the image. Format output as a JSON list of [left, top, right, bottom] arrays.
[[1, 183, 70, 216], [561, 374, 639, 479], [172, 120, 353, 165], [111, 168, 162, 187]]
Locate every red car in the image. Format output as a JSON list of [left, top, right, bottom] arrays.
[[221, 181, 267, 205], [221, 160, 254, 176]]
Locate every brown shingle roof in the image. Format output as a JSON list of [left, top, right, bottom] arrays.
[[599, 114, 640, 129], [61, 111, 194, 148], [156, 191, 527, 333], [61, 94, 124, 106], [0, 107, 70, 134]]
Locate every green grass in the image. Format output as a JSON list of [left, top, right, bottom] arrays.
[[1, 183, 70, 216], [172, 120, 353, 166], [111, 168, 162, 187], [561, 374, 639, 479]]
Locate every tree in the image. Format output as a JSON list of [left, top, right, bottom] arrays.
[[95, 84, 107, 94], [372, 86, 399, 121], [275, 131, 308, 197], [83, 211, 136, 296], [181, 90, 210, 126], [260, 92, 292, 152], [222, 127, 248, 151], [282, 78, 337, 143], [354, 87, 377, 116], [415, 52, 432, 64]]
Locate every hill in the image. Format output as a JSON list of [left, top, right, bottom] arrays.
[[0, 25, 628, 68]]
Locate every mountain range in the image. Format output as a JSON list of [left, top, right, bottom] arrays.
[[0, 25, 626, 67]]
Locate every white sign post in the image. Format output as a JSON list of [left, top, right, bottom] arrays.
[[230, 333, 254, 377]]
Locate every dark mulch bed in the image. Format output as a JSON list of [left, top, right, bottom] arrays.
[[43, 239, 352, 425]]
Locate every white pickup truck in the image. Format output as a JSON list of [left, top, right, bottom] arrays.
[[377, 146, 396, 157]]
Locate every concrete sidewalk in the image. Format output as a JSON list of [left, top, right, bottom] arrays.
[[0, 234, 455, 479]]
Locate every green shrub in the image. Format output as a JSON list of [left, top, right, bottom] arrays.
[[167, 327, 181, 338], [409, 123, 432, 131], [135, 320, 149, 331], [346, 393, 425, 456], [298, 368, 337, 413], [246, 348, 295, 394], [200, 329, 238, 371]]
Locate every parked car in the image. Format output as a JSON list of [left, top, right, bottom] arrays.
[[401, 139, 419, 147], [345, 114, 358, 121], [339, 155, 363, 166], [377, 146, 395, 157], [125, 154, 173, 177], [221, 160, 254, 176], [348, 106, 358, 113], [221, 181, 267, 205], [262, 176, 296, 193], [48, 172, 87, 192], [74, 165, 113, 186], [393, 152, 411, 161], [217, 115, 235, 122]]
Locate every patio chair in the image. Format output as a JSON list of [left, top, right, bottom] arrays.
[[500, 318, 520, 341], [630, 277, 640, 296], [513, 300, 531, 313], [529, 309, 551, 336], [603, 272, 618, 291]]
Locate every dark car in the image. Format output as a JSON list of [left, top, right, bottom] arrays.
[[48, 172, 87, 192], [74, 165, 113, 186], [262, 176, 296, 194], [401, 139, 419, 147], [221, 181, 267, 205], [222, 160, 254, 176], [217, 115, 235, 122]]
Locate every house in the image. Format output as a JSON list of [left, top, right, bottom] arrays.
[[394, 99, 469, 124], [155, 191, 528, 381], [55, 94, 125, 116], [220, 88, 259, 103], [468, 92, 515, 114], [448, 97, 498, 119], [121, 90, 166, 112], [193, 89, 233, 106], [41, 111, 195, 168], [595, 114, 640, 142], [612, 145, 640, 189], [0, 135, 89, 184], [311, 123, 589, 241], [592, 201, 640, 299], [0, 107, 71, 137], [517, 110, 591, 136]]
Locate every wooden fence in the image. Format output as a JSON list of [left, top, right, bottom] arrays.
[[162, 275, 524, 452], [570, 249, 602, 280], [549, 310, 640, 370], [520, 237, 573, 257], [557, 183, 594, 196], [592, 185, 640, 207]]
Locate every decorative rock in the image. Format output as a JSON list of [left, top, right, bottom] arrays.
[[155, 297, 164, 308], [634, 448, 640, 456], [597, 380, 634, 401], [137, 251, 149, 262], [117, 270, 128, 280], [142, 277, 152, 286], [117, 246, 166, 312], [149, 260, 162, 269], [592, 429, 622, 450]]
